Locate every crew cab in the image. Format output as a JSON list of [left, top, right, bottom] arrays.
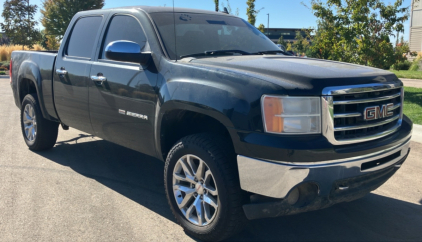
[[10, 6, 412, 241]]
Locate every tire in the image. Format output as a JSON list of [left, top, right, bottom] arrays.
[[164, 133, 248, 241], [20, 94, 59, 151]]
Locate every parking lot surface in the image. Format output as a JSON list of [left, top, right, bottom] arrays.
[[1, 80, 421, 241]]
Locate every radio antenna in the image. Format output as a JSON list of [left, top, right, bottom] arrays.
[[173, 0, 178, 62]]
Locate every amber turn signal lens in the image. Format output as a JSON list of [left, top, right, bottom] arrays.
[[263, 96, 284, 133]]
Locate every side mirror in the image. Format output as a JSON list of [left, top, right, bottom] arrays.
[[105, 40, 151, 65]]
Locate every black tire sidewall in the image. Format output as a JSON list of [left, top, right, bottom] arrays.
[[165, 139, 232, 236]]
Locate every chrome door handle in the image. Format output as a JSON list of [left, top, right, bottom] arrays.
[[56, 69, 67, 75], [91, 76, 107, 82]]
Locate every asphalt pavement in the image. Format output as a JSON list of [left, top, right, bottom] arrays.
[[1, 78, 422, 241]]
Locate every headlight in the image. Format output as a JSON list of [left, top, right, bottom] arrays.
[[262, 95, 321, 134]]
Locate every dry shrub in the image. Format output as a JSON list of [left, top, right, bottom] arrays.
[[0, 44, 46, 61]]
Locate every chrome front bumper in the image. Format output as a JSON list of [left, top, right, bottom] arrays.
[[237, 137, 411, 199]]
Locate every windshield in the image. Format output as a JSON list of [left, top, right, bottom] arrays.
[[150, 12, 281, 59]]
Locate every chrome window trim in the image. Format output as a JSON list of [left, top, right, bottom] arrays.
[[321, 82, 403, 145]]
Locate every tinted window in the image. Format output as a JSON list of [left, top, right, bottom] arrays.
[[67, 16, 102, 58], [150, 13, 280, 60], [101, 15, 147, 59]]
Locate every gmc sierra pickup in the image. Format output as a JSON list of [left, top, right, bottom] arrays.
[[11, 6, 413, 241]]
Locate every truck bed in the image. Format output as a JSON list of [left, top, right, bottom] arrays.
[[11, 50, 58, 121]]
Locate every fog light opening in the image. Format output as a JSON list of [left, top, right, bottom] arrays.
[[287, 183, 319, 208], [286, 187, 300, 205]]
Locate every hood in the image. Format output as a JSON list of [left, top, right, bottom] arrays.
[[185, 55, 400, 96]]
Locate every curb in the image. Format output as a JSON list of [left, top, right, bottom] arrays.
[[412, 124, 422, 144]]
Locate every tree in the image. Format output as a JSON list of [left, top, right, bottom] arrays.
[[214, 0, 219, 12], [308, 0, 409, 69], [41, 0, 104, 40], [46, 35, 60, 50], [257, 23, 265, 33], [246, 0, 263, 26], [1, 0, 41, 49], [277, 35, 287, 47], [221, 0, 239, 16]]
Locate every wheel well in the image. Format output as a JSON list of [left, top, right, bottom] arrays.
[[19, 78, 37, 105], [160, 110, 233, 160]]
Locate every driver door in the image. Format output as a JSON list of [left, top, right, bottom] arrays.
[[88, 13, 158, 156]]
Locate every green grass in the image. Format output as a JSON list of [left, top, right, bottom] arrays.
[[0, 71, 5, 75], [0, 61, 9, 67], [403, 87, 422, 125], [390, 70, 422, 79]]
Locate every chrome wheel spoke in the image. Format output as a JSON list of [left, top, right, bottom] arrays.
[[31, 128, 36, 139], [193, 196, 204, 226], [179, 192, 194, 209], [174, 184, 195, 194], [203, 194, 218, 209], [204, 170, 218, 195], [195, 159, 205, 181], [205, 187, 218, 196], [185, 203, 195, 221], [179, 159, 196, 183], [25, 127, 30, 138], [203, 204, 212, 223]]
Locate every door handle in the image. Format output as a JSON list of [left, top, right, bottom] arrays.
[[91, 76, 107, 82], [56, 69, 68, 75]]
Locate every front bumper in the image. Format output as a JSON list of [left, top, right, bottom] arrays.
[[237, 135, 411, 219]]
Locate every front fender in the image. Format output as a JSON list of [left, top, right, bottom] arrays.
[[154, 78, 252, 159], [17, 61, 50, 120], [158, 78, 251, 127]]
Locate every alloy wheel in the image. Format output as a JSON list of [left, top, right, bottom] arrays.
[[172, 154, 219, 226], [23, 104, 37, 141]]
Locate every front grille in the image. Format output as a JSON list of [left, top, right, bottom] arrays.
[[333, 88, 402, 141], [322, 83, 403, 145]]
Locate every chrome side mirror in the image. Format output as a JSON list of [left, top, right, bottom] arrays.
[[105, 40, 151, 65]]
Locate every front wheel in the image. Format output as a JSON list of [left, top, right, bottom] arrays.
[[164, 133, 247, 241], [20, 94, 59, 151]]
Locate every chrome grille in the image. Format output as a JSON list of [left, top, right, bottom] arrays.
[[322, 83, 403, 145]]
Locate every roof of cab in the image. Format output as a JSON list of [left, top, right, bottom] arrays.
[[103, 5, 231, 16]]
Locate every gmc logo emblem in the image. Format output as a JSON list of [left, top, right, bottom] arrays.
[[364, 103, 394, 121]]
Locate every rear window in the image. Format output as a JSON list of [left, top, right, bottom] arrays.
[[66, 16, 103, 58]]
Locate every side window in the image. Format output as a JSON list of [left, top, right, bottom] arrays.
[[66, 16, 103, 58], [101, 15, 147, 60]]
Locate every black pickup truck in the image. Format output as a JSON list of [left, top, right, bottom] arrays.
[[10, 6, 413, 241]]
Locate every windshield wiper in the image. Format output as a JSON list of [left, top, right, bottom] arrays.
[[180, 50, 251, 59], [251, 50, 292, 56]]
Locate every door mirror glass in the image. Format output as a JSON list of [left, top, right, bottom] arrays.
[[105, 40, 150, 65]]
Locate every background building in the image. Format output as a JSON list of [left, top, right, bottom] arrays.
[[410, 0, 422, 54], [264, 28, 308, 44]]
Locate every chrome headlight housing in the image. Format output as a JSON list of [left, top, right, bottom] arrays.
[[261, 95, 321, 134]]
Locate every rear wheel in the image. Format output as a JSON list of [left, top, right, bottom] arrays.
[[20, 94, 59, 151], [164, 133, 247, 241]]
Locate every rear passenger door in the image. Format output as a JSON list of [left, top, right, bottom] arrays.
[[88, 13, 158, 156], [53, 15, 106, 134]]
